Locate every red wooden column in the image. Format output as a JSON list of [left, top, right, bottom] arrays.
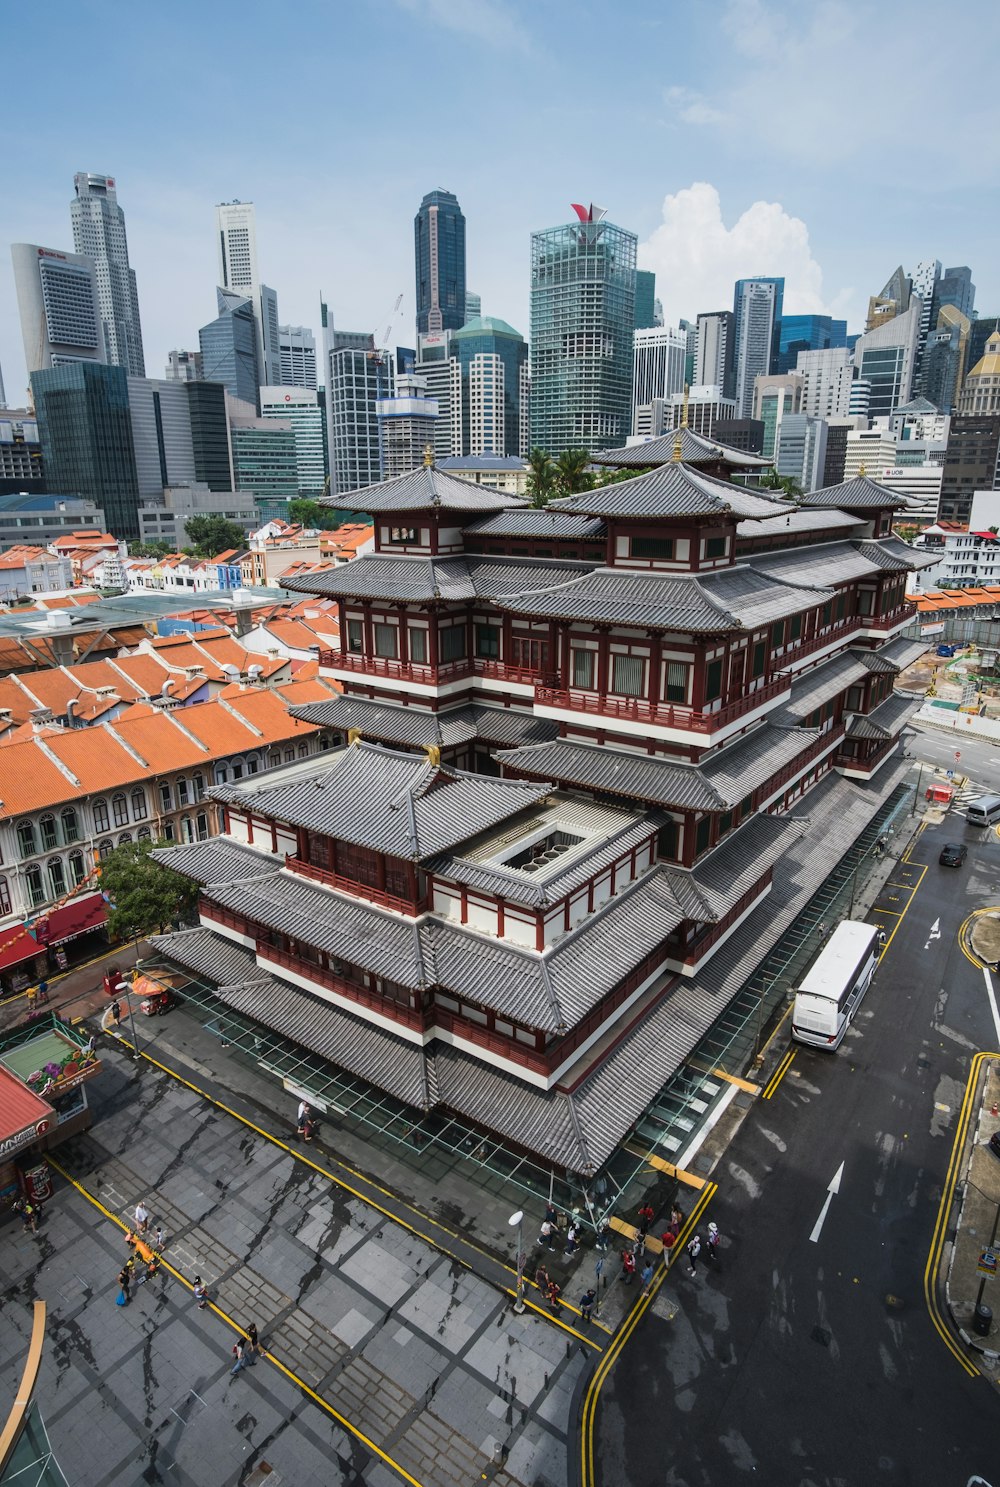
[[596, 627, 610, 695], [647, 633, 661, 708], [398, 606, 409, 665]]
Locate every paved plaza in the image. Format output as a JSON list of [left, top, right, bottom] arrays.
[[0, 1047, 588, 1487]]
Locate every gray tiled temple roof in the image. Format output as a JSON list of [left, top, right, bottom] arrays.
[[855, 539, 918, 572], [590, 427, 769, 470], [493, 565, 830, 633], [877, 535, 939, 570], [147, 926, 266, 988], [288, 697, 557, 752], [872, 637, 928, 670], [319, 464, 525, 513], [497, 725, 821, 813], [210, 742, 552, 861], [774, 651, 872, 722], [150, 839, 278, 885], [426, 811, 665, 910], [799, 473, 913, 510], [281, 556, 475, 601], [548, 461, 791, 521], [464, 509, 606, 540], [737, 507, 863, 540], [679, 811, 802, 920], [845, 691, 921, 740], [747, 540, 893, 588], [466, 555, 597, 595]]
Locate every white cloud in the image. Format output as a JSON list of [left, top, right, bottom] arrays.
[[394, 0, 530, 52], [664, 86, 730, 128], [638, 182, 846, 326]]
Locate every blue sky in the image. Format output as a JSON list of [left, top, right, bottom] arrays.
[[2, 0, 998, 403]]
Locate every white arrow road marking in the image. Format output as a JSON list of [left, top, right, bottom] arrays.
[[982, 965, 1000, 1048], [809, 1161, 844, 1244], [925, 917, 941, 949]]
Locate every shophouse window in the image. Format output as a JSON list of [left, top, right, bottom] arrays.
[[17, 822, 37, 859], [40, 816, 57, 851], [26, 865, 45, 907], [196, 812, 209, 840], [112, 794, 128, 826], [130, 789, 147, 821], [69, 852, 86, 885], [47, 859, 66, 898], [61, 807, 80, 843], [0, 877, 11, 915], [159, 783, 172, 812]]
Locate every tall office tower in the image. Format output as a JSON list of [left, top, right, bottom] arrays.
[[184, 382, 233, 490], [452, 316, 529, 456], [415, 190, 467, 336], [918, 320, 965, 411], [165, 349, 203, 382], [660, 385, 737, 439], [326, 332, 394, 494], [752, 374, 804, 459], [30, 363, 140, 537], [229, 414, 299, 508], [774, 412, 827, 491], [774, 314, 847, 375], [199, 290, 260, 407], [127, 376, 201, 497], [938, 413, 1000, 523], [464, 292, 482, 323], [70, 172, 145, 375], [680, 319, 698, 386], [866, 266, 912, 332], [376, 374, 439, 477], [852, 303, 920, 420], [11, 242, 105, 373], [936, 266, 975, 323], [278, 326, 317, 389], [530, 205, 636, 455], [695, 311, 735, 400], [634, 270, 657, 330], [733, 277, 783, 417], [415, 331, 463, 460], [909, 259, 941, 373], [215, 201, 281, 386], [632, 326, 686, 436], [260, 386, 327, 494], [0, 359, 6, 409], [796, 346, 856, 420]]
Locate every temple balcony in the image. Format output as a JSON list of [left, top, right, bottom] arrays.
[[284, 854, 427, 917], [317, 648, 473, 693], [533, 671, 791, 743]]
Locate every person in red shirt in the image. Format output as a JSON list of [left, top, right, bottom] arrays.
[[621, 1249, 637, 1285], [637, 1202, 655, 1237], [546, 1279, 562, 1314]]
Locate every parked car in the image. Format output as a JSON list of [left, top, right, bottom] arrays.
[[939, 842, 968, 867], [988, 1131, 1000, 1161]]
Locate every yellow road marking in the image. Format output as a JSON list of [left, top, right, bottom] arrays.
[[762, 1047, 796, 1099], [49, 1156, 429, 1486], [580, 1183, 716, 1487]]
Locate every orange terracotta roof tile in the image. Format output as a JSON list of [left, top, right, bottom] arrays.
[[215, 688, 322, 740], [45, 726, 152, 793], [169, 701, 259, 755], [108, 711, 212, 770], [0, 739, 87, 815]]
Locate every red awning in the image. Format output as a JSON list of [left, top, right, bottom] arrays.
[[0, 923, 43, 972], [0, 1065, 54, 1151], [44, 893, 106, 946]]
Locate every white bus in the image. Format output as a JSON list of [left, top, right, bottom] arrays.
[[791, 921, 880, 1051]]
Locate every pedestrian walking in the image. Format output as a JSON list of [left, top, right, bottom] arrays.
[[636, 1202, 654, 1237], [110, 999, 122, 1030], [705, 1222, 721, 1265], [36, 980, 49, 1004], [595, 1222, 612, 1252], [564, 1221, 580, 1256], [579, 1287, 597, 1324], [546, 1279, 562, 1315], [296, 1102, 310, 1139], [639, 1261, 655, 1297], [193, 1275, 208, 1310], [621, 1249, 636, 1285], [544, 1201, 559, 1228], [661, 1230, 676, 1264], [230, 1337, 248, 1376], [117, 1264, 132, 1306], [25, 985, 37, 1016], [670, 1203, 684, 1234], [14, 1198, 38, 1235], [245, 1323, 264, 1363], [538, 1220, 555, 1249], [301, 1112, 316, 1143], [534, 1265, 550, 1294], [154, 1225, 165, 1252], [816, 922, 827, 940], [686, 1233, 702, 1277], [134, 1200, 150, 1234]]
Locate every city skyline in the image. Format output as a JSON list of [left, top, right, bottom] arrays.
[[1, 0, 998, 408]]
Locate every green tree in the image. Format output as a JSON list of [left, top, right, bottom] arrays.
[[553, 447, 595, 497], [127, 540, 174, 559], [184, 515, 247, 557], [526, 447, 556, 507], [98, 840, 198, 942], [289, 498, 339, 531], [760, 470, 802, 499]]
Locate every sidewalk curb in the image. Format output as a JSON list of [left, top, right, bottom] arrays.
[[944, 1056, 1000, 1360]]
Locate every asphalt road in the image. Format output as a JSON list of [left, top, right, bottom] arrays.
[[594, 814, 1000, 1487], [910, 719, 1000, 794]]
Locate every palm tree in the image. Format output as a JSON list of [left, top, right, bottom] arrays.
[[553, 447, 595, 497], [526, 447, 556, 507]]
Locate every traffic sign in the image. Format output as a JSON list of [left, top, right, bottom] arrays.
[[955, 751, 962, 759], [977, 1248, 997, 1277], [947, 770, 954, 778]]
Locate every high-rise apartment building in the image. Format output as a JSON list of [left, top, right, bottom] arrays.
[[260, 387, 327, 495], [326, 333, 394, 495], [530, 206, 636, 455], [632, 326, 686, 436], [376, 374, 440, 477], [30, 363, 140, 537], [796, 346, 856, 420], [415, 332, 463, 461], [70, 172, 145, 375], [215, 201, 280, 387], [279, 326, 317, 390], [415, 190, 467, 337], [775, 314, 847, 375], [229, 415, 299, 507], [634, 270, 658, 330], [774, 412, 827, 491], [733, 277, 783, 417], [695, 311, 735, 401], [11, 243, 105, 373], [165, 349, 203, 382], [199, 291, 260, 408], [852, 303, 920, 420], [452, 317, 529, 457]]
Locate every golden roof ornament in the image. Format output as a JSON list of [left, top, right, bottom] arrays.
[[423, 444, 435, 468], [858, 462, 867, 477]]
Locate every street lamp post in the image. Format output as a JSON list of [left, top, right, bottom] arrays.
[[509, 1210, 525, 1313]]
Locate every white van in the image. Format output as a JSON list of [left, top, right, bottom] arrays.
[[792, 921, 880, 1050], [967, 795, 1000, 827]]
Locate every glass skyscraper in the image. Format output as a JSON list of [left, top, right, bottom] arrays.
[[530, 210, 637, 456], [31, 362, 140, 538], [452, 316, 528, 456], [775, 314, 847, 375], [414, 190, 467, 337], [199, 290, 260, 408], [70, 172, 145, 376], [634, 269, 658, 330], [733, 276, 784, 416]]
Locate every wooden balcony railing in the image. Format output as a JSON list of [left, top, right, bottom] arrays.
[[535, 671, 790, 734], [284, 855, 426, 917], [317, 649, 472, 683], [256, 942, 426, 1032]]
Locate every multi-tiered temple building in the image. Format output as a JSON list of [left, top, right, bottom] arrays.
[[150, 429, 930, 1182]]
